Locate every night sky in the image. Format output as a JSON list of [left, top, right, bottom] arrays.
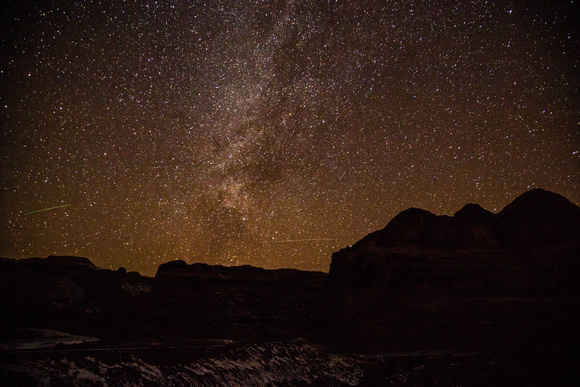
[[1, 1, 578, 276]]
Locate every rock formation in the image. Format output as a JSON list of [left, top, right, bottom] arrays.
[[341, 188, 579, 254], [330, 188, 580, 298], [0, 255, 152, 328]]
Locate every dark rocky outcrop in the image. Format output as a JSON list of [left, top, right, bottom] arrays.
[[0, 256, 152, 329], [496, 188, 580, 246], [326, 189, 580, 358], [342, 189, 580, 254], [329, 188, 580, 309], [154, 260, 327, 295], [329, 190, 578, 323], [43, 255, 99, 270], [452, 203, 496, 246]]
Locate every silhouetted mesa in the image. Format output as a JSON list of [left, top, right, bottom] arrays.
[[330, 188, 580, 298], [341, 188, 580, 253]]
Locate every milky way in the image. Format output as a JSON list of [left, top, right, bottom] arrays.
[[1, 1, 578, 275]]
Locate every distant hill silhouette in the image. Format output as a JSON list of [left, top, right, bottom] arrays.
[[496, 188, 580, 246], [329, 189, 580, 297], [154, 260, 327, 295], [345, 188, 580, 252]]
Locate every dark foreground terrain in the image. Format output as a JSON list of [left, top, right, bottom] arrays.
[[1, 189, 579, 385]]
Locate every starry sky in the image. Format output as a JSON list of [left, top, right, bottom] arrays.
[[1, 0, 578, 276]]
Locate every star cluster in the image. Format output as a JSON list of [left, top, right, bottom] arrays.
[[1, 1, 578, 275]]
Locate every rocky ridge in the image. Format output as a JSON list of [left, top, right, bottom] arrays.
[[329, 189, 580, 303], [341, 188, 580, 253]]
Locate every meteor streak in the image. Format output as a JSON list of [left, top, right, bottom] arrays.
[[23, 204, 71, 216]]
